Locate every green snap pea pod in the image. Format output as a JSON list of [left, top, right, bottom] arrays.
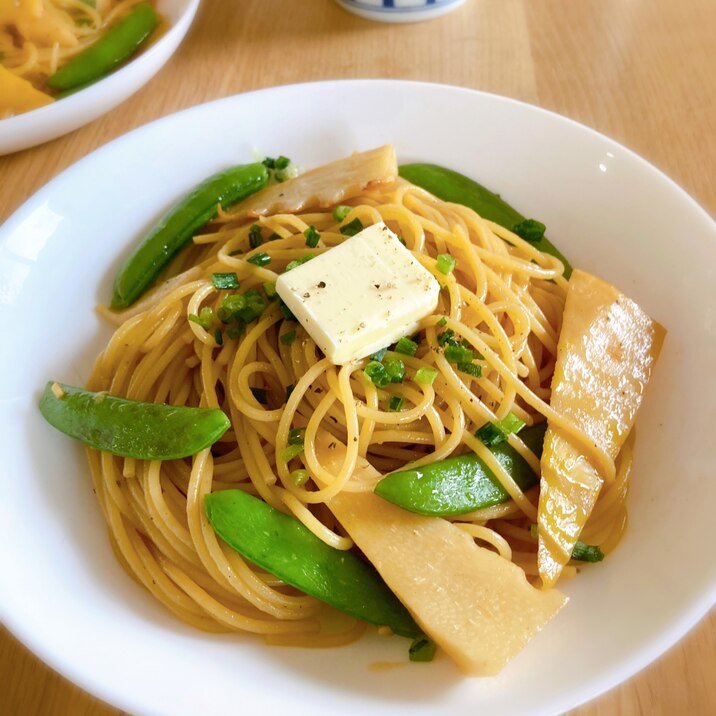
[[39, 382, 230, 460], [205, 489, 421, 639], [47, 4, 159, 92], [398, 163, 573, 277], [111, 163, 269, 308], [374, 423, 547, 517]]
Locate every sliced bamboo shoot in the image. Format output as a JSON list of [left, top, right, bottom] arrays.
[[315, 434, 566, 675], [0, 66, 53, 119], [538, 269, 665, 587], [229, 145, 397, 218]]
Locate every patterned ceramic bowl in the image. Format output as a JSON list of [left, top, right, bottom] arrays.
[[334, 0, 466, 23]]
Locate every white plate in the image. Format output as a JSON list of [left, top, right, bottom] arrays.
[[1, 81, 714, 716], [0, 0, 200, 155]]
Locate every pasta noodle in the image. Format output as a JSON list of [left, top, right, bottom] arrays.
[[86, 174, 633, 646]]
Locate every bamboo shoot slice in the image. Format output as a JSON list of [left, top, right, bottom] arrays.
[[315, 434, 566, 675], [0, 66, 53, 119], [538, 269, 665, 587], [229, 145, 397, 218]]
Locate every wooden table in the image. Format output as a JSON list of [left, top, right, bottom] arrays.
[[1, 1, 714, 714]]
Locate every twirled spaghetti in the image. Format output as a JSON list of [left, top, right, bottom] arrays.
[[86, 170, 634, 649]]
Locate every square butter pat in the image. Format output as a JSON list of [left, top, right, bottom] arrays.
[[276, 222, 440, 364]]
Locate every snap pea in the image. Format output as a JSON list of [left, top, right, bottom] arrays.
[[374, 423, 547, 516], [39, 382, 230, 460], [398, 163, 573, 277], [47, 4, 159, 92], [205, 489, 421, 638], [111, 163, 269, 308]]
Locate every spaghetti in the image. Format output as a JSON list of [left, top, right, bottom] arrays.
[[86, 171, 632, 646]]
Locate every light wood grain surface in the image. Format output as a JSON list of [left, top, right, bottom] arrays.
[[1, 1, 714, 714]]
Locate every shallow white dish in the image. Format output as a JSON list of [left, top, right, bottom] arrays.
[[0, 80, 714, 716], [0, 0, 199, 155]]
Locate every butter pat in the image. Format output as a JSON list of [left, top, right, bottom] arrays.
[[276, 222, 440, 364]]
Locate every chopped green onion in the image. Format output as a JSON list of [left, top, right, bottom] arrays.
[[384, 358, 405, 384], [409, 636, 436, 663], [444, 344, 474, 364], [211, 272, 240, 290], [263, 281, 277, 298], [364, 360, 390, 388], [475, 422, 505, 447], [280, 330, 296, 346], [262, 155, 294, 182], [235, 289, 267, 323], [512, 218, 546, 243], [496, 412, 525, 435], [394, 336, 418, 357], [249, 224, 263, 248], [475, 411, 524, 446], [371, 347, 388, 362], [304, 225, 320, 248], [285, 384, 295, 401], [339, 218, 364, 237], [436, 316, 448, 327], [268, 232, 281, 241], [332, 205, 352, 221], [213, 328, 224, 346], [571, 542, 605, 563], [436, 253, 456, 275], [227, 325, 244, 339], [285, 254, 314, 272], [248, 252, 271, 267], [250, 387, 268, 404], [387, 395, 405, 412], [279, 300, 297, 321], [458, 362, 482, 378], [437, 328, 456, 347], [218, 294, 246, 323], [287, 428, 305, 446], [415, 367, 438, 385], [290, 469, 310, 487], [188, 306, 214, 331], [281, 443, 304, 462]]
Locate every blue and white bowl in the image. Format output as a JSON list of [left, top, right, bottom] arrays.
[[335, 0, 466, 23]]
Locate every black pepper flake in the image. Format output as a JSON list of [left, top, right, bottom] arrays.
[[303, 292, 310, 298], [317, 281, 326, 288]]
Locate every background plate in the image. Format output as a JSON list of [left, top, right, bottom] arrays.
[[0, 0, 200, 155]]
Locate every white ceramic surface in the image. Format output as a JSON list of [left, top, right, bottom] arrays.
[[335, 0, 466, 23], [0, 81, 714, 716], [0, 0, 199, 155]]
